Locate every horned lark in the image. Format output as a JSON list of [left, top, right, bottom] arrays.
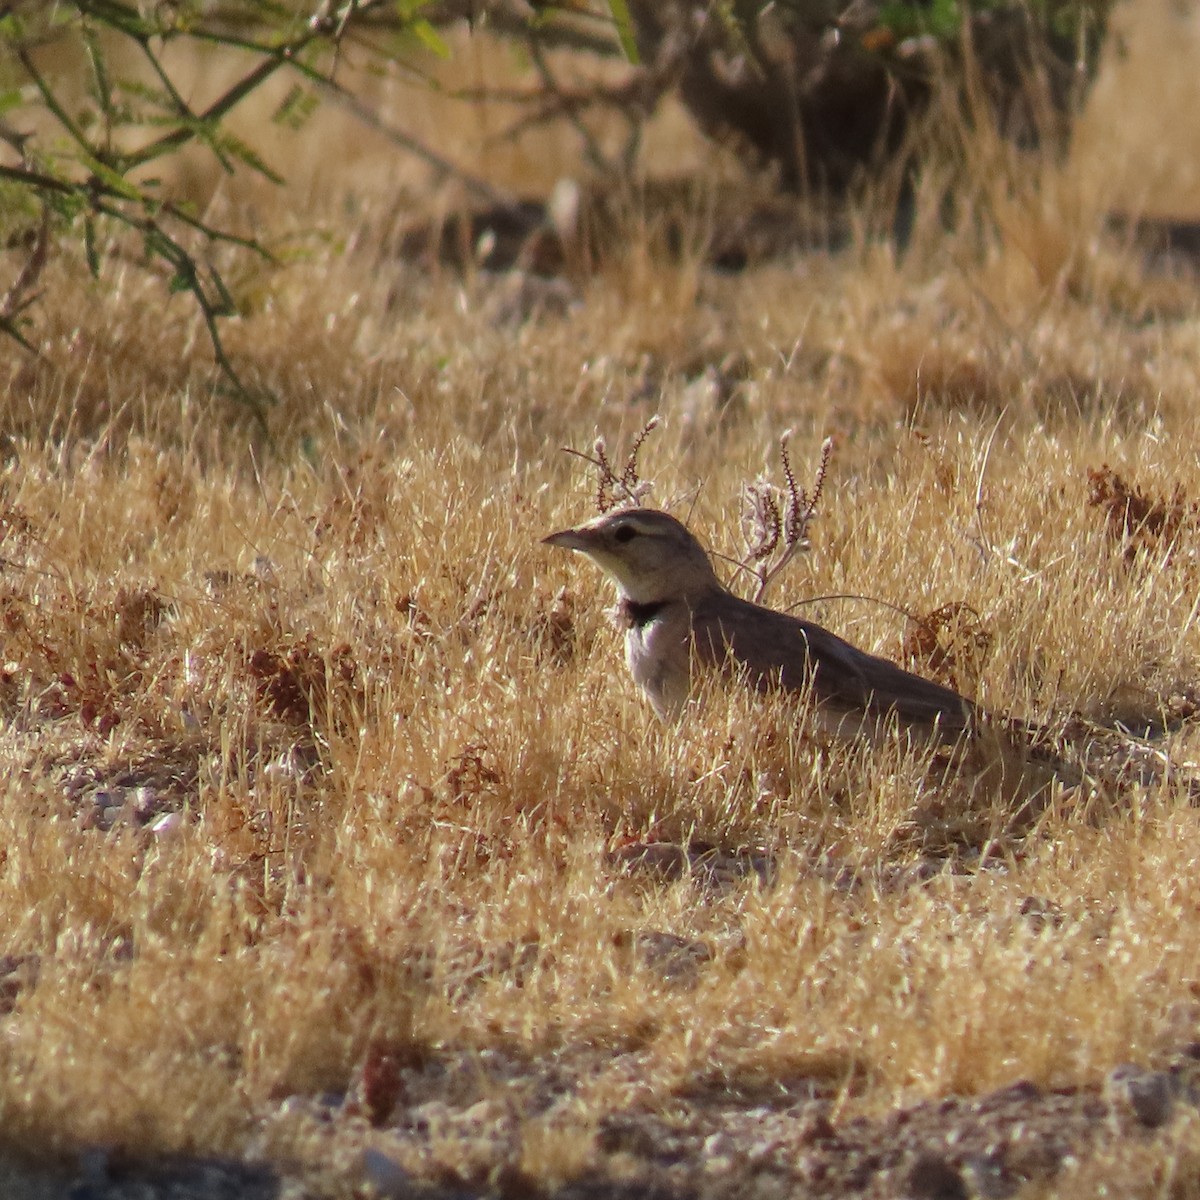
[[543, 507, 976, 745]]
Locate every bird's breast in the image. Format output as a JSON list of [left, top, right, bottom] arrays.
[[624, 613, 692, 721]]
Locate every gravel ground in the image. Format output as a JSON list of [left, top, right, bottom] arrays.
[[8, 1042, 1193, 1200]]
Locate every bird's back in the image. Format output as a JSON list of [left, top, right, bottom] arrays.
[[689, 588, 975, 740]]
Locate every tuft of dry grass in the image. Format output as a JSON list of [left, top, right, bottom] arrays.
[[3, 4, 1200, 1195]]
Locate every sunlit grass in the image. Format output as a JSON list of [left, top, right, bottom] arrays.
[[2, 4, 1200, 1193]]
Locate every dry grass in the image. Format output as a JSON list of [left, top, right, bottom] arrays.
[[4, 2, 1200, 1194]]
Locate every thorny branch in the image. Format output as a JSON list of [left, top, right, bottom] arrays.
[[0, 204, 49, 354]]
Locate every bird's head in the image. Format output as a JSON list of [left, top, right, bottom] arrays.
[[542, 507, 720, 604]]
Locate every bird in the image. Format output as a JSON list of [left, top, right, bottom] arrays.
[[542, 506, 979, 746]]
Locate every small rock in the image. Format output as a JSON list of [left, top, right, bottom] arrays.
[[252, 555, 278, 584], [148, 811, 184, 838], [905, 1151, 967, 1200], [1018, 895, 1065, 932], [797, 1111, 836, 1145], [75, 1146, 111, 1187], [982, 1078, 1042, 1108], [614, 929, 712, 987], [961, 1152, 1019, 1199], [361, 1148, 412, 1198], [132, 786, 160, 820], [0, 953, 39, 1015], [1107, 1064, 1176, 1128]]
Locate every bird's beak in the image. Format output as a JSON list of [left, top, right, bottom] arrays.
[[542, 526, 593, 551]]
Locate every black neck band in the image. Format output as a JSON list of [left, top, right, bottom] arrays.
[[621, 598, 667, 629]]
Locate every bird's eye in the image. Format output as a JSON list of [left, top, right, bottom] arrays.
[[613, 524, 638, 544]]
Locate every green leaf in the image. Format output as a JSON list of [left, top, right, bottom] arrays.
[[81, 22, 115, 121], [211, 129, 284, 185], [115, 78, 177, 114], [877, 0, 963, 41], [81, 154, 143, 201], [74, 0, 158, 40], [928, 0, 961, 39], [272, 84, 320, 131], [409, 18, 450, 59], [44, 189, 86, 224], [0, 90, 24, 118], [606, 0, 640, 64]]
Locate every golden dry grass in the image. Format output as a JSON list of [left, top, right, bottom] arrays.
[[4, 3, 1200, 1195]]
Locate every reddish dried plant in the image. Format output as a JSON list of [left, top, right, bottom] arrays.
[[903, 602, 994, 691], [1086, 465, 1197, 564]]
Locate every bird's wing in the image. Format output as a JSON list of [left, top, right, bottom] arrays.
[[690, 591, 975, 734]]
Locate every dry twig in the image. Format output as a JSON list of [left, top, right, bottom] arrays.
[[562, 416, 660, 513], [740, 434, 832, 602]]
